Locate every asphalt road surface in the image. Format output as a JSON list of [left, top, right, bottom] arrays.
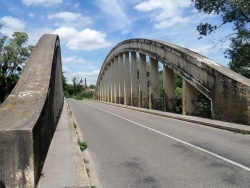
[[68, 99, 250, 188]]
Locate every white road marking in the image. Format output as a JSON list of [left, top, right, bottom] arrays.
[[81, 101, 250, 172]]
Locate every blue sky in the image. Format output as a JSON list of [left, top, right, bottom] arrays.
[[0, 0, 233, 85]]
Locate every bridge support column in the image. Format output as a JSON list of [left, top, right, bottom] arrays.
[[139, 53, 148, 108], [98, 81, 100, 100], [110, 60, 114, 103], [131, 52, 139, 106], [163, 65, 175, 111], [183, 79, 198, 115], [149, 57, 159, 109], [124, 52, 131, 106], [107, 66, 111, 102], [118, 54, 124, 104], [108, 65, 112, 102], [114, 56, 119, 103], [102, 77, 105, 101], [100, 80, 103, 101], [103, 71, 106, 102], [104, 71, 107, 102]]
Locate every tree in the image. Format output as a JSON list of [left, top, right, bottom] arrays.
[[192, 0, 250, 78], [72, 77, 83, 95], [0, 25, 34, 103], [89, 84, 96, 89]]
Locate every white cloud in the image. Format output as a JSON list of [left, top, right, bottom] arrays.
[[53, 27, 112, 50], [63, 56, 91, 65], [93, 0, 132, 33], [134, 0, 195, 29], [0, 16, 26, 36], [73, 70, 100, 77], [155, 16, 192, 29], [48, 12, 92, 27], [62, 65, 70, 73], [22, 0, 62, 6], [72, 70, 100, 85], [0, 16, 25, 30], [28, 13, 35, 18], [190, 44, 215, 55], [27, 27, 54, 45]]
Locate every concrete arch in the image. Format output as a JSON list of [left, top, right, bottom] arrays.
[[96, 38, 250, 125], [0, 34, 63, 187]]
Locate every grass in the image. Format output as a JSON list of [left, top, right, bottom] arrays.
[[73, 121, 77, 129], [91, 186, 97, 188], [77, 139, 88, 151], [86, 168, 90, 176]]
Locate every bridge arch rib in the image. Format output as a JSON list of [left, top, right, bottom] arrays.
[[0, 34, 63, 187], [95, 38, 250, 125]]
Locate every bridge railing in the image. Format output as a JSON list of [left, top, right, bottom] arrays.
[[0, 34, 63, 187]]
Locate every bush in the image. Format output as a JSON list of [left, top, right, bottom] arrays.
[[73, 91, 94, 100]]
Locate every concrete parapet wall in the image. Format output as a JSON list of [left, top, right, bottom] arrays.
[[96, 38, 250, 125], [0, 34, 63, 187]]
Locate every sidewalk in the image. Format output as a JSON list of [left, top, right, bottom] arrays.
[[38, 101, 90, 188]]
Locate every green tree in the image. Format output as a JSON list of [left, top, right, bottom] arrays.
[[192, 0, 250, 78], [72, 77, 83, 95], [0, 26, 34, 103], [89, 84, 96, 89]]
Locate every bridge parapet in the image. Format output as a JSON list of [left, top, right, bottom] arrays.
[[0, 34, 63, 187], [96, 39, 250, 125]]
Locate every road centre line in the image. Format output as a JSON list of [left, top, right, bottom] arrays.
[[81, 101, 250, 172]]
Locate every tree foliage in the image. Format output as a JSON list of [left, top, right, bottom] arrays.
[[192, 0, 250, 78], [0, 25, 34, 103], [62, 73, 94, 99]]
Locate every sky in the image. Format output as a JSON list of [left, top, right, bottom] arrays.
[[0, 0, 233, 85]]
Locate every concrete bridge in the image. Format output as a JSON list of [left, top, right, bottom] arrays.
[[95, 39, 250, 125], [0, 35, 250, 187], [0, 35, 63, 187]]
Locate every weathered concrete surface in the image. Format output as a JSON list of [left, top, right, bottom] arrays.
[[0, 34, 63, 187], [96, 38, 250, 125]]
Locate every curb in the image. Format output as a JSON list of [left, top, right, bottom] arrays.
[[66, 101, 91, 187], [95, 100, 250, 135]]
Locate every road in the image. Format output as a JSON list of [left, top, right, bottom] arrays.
[[68, 99, 250, 188]]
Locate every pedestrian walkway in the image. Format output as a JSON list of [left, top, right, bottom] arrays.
[[38, 101, 89, 187]]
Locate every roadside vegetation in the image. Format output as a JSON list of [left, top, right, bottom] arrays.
[[62, 73, 95, 100]]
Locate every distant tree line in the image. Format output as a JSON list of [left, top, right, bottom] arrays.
[[62, 73, 95, 100]]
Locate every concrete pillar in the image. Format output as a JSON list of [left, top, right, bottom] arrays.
[[105, 70, 108, 102], [149, 57, 159, 109], [96, 83, 99, 100], [183, 79, 198, 115], [110, 60, 114, 103], [118, 54, 124, 104], [163, 65, 175, 111], [106, 67, 110, 102], [98, 81, 100, 100], [124, 52, 131, 105], [139, 53, 148, 108], [130, 52, 139, 106], [108, 65, 111, 102], [103, 72, 106, 102], [114, 56, 119, 103], [100, 78, 103, 101]]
